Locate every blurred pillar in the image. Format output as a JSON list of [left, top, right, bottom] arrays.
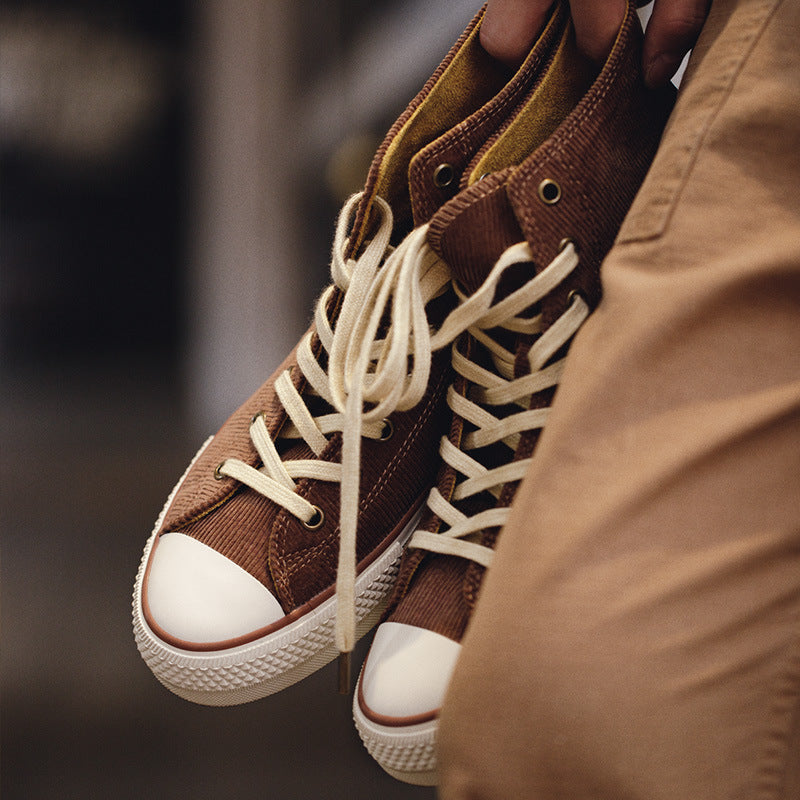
[[189, 0, 305, 432]]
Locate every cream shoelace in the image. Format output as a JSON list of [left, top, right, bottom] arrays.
[[215, 192, 451, 674], [217, 189, 589, 688], [330, 226, 588, 663], [216, 194, 401, 524], [408, 243, 589, 567]]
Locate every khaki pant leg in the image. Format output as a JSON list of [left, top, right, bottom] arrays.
[[437, 0, 800, 797]]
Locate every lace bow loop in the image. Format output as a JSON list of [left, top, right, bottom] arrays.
[[327, 207, 452, 659]]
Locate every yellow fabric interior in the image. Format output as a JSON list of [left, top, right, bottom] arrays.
[[373, 16, 509, 220], [466, 21, 596, 185]]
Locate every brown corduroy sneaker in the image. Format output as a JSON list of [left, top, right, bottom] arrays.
[[132, 4, 571, 706], [351, 3, 676, 785]]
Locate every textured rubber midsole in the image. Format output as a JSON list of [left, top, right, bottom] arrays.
[[352, 688, 439, 785], [131, 438, 421, 706]]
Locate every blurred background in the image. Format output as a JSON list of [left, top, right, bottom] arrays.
[[1, 2, 676, 797], [0, 0, 481, 797]]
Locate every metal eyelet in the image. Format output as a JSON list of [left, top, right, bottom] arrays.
[[477, 172, 491, 182], [213, 462, 226, 480], [538, 178, 562, 205], [433, 163, 455, 189], [250, 410, 267, 425], [378, 418, 394, 441], [558, 237, 575, 253], [567, 289, 586, 306], [302, 506, 325, 530]]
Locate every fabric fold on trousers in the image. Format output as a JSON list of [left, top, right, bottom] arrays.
[[437, 0, 800, 797]]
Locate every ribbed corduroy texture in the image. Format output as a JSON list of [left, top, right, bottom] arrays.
[[151, 3, 574, 624], [385, 1, 676, 642], [439, 0, 800, 795]]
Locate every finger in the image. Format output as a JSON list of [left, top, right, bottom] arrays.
[[569, 0, 627, 63], [481, 0, 554, 67], [643, 0, 711, 87]]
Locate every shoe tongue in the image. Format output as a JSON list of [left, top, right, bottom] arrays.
[[427, 169, 530, 296]]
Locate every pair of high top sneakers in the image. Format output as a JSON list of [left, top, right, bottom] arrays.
[[133, 2, 674, 786]]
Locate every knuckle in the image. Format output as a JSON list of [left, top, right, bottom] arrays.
[[664, 1, 710, 41]]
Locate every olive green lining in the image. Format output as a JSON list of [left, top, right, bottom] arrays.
[[467, 21, 596, 185], [374, 14, 509, 218]]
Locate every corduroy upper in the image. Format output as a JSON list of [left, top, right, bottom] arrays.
[[381, 1, 676, 646], [143, 4, 578, 643]]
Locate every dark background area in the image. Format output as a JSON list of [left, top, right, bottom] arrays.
[[0, 1, 480, 796]]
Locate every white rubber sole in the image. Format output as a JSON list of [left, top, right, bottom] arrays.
[[132, 437, 420, 706], [352, 693, 439, 786]]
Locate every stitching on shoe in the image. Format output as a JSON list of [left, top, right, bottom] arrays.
[[348, 8, 484, 257], [168, 292, 342, 532], [383, 348, 473, 613], [508, 5, 638, 206], [413, 2, 566, 170], [279, 363, 448, 601], [271, 362, 449, 609]]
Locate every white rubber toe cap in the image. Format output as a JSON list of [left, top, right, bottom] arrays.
[[144, 532, 285, 646], [359, 621, 462, 720]]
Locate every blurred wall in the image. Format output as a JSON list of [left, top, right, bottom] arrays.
[[0, 3, 481, 799], [187, 0, 480, 431], [188, 0, 303, 430], [0, 0, 478, 428]]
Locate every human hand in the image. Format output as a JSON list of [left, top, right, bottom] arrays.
[[480, 0, 712, 88]]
